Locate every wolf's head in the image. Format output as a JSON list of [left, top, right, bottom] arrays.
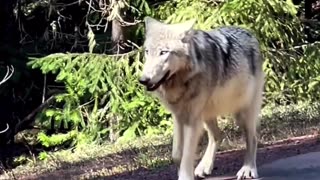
[[139, 17, 196, 91]]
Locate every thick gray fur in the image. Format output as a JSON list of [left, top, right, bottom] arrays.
[[139, 17, 265, 180]]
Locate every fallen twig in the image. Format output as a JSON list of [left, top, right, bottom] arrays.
[[14, 96, 56, 134]]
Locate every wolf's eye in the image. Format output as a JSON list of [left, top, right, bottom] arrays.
[[145, 49, 149, 55], [159, 50, 169, 56]]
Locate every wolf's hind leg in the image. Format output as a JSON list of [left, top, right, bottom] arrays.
[[194, 118, 222, 178], [236, 89, 262, 179], [236, 108, 259, 179], [236, 107, 258, 179]]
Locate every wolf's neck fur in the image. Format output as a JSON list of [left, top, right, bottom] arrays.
[[157, 67, 200, 105]]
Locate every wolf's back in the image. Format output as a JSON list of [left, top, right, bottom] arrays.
[[210, 26, 263, 74], [188, 26, 263, 80]]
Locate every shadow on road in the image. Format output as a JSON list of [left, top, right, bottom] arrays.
[[14, 135, 320, 180]]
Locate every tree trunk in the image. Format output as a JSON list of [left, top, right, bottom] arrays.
[[0, 0, 19, 46], [110, 4, 136, 55], [111, 19, 128, 54], [305, 0, 313, 19]]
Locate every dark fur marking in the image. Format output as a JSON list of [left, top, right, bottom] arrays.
[[193, 43, 203, 60], [185, 79, 200, 101], [186, 30, 236, 86], [189, 31, 221, 63], [222, 35, 234, 71], [248, 48, 256, 75]]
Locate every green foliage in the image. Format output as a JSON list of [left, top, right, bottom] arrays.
[[207, 0, 302, 49], [215, 101, 320, 142], [157, 0, 302, 49], [25, 0, 320, 150], [264, 42, 320, 104], [37, 130, 78, 148], [28, 52, 172, 147], [38, 152, 48, 161]]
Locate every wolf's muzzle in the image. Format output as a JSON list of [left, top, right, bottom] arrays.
[[138, 76, 151, 86], [139, 71, 170, 91]]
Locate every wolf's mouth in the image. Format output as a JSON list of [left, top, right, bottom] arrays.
[[146, 71, 170, 91]]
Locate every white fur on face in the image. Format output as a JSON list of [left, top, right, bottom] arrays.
[[142, 17, 196, 85], [141, 51, 171, 84]]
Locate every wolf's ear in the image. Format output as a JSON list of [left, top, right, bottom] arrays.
[[171, 19, 196, 38], [181, 30, 195, 43], [144, 16, 163, 34], [174, 19, 196, 31]]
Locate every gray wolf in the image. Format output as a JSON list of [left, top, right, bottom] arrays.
[[138, 16, 264, 180]]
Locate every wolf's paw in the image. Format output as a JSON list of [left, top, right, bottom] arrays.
[[178, 173, 194, 180], [236, 165, 258, 179], [194, 161, 213, 178]]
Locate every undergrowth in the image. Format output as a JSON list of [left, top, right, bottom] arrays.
[[3, 101, 320, 180]]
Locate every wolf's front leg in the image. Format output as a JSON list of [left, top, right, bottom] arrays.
[[194, 118, 222, 178], [172, 116, 184, 175], [178, 120, 202, 180]]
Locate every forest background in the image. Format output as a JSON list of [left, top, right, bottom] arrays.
[[0, 0, 320, 179]]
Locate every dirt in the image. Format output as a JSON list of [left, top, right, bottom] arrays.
[[9, 134, 320, 180]]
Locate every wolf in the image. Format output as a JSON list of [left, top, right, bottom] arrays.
[[138, 16, 264, 180]]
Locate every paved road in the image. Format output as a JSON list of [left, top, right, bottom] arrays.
[[208, 151, 320, 180], [258, 151, 320, 180]]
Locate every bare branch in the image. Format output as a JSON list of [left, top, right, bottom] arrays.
[[0, 123, 9, 134], [126, 39, 141, 49], [0, 65, 14, 86], [14, 96, 56, 134], [119, 19, 142, 27], [53, 1, 80, 7], [0, 65, 13, 134]]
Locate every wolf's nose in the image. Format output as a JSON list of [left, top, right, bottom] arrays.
[[139, 76, 150, 85]]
